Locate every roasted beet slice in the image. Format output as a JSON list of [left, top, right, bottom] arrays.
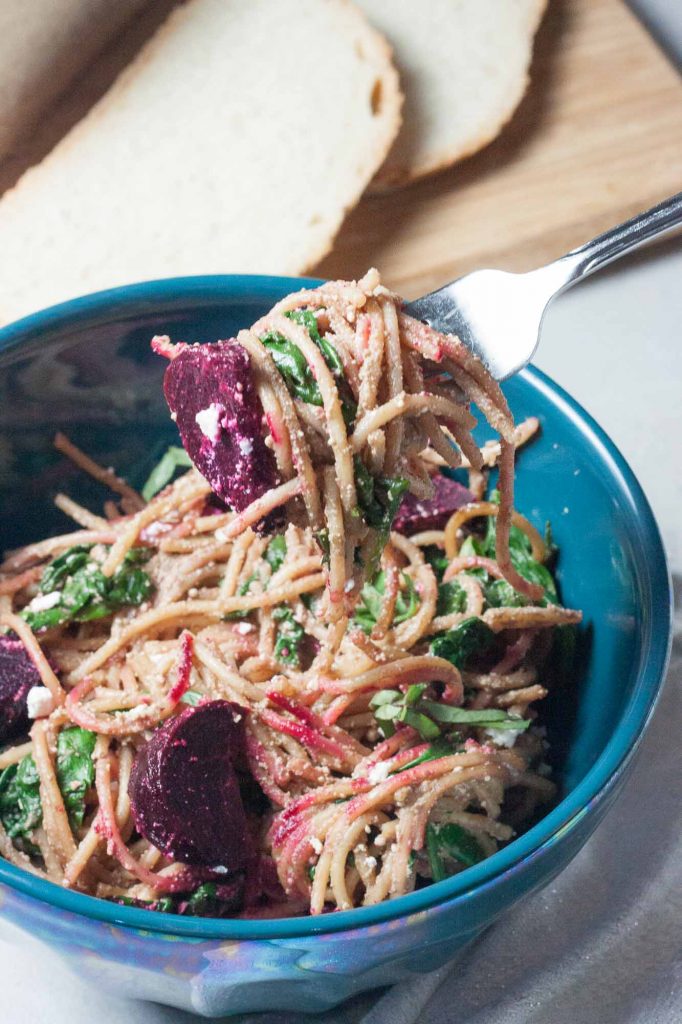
[[160, 340, 279, 527], [0, 634, 42, 744], [128, 700, 254, 870], [393, 474, 475, 535]]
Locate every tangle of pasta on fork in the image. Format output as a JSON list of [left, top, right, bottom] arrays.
[[0, 270, 581, 918]]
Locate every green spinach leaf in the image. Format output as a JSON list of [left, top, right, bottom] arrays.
[[261, 330, 323, 407], [141, 446, 193, 501], [353, 570, 420, 634], [264, 534, 287, 573], [436, 580, 468, 617], [56, 726, 96, 830], [0, 756, 42, 839], [273, 606, 305, 667], [423, 545, 450, 581], [22, 546, 153, 630], [354, 458, 409, 575], [426, 821, 485, 881], [284, 309, 357, 426], [429, 617, 496, 669]]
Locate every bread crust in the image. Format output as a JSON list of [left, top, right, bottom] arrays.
[[369, 0, 547, 191]]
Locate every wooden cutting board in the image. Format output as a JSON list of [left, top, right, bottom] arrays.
[[317, 0, 682, 298]]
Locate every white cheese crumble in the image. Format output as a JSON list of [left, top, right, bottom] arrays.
[[26, 686, 54, 719], [27, 591, 61, 612], [484, 727, 518, 749], [235, 622, 255, 634], [310, 836, 323, 855], [367, 761, 391, 785], [195, 402, 225, 443], [238, 437, 254, 456], [344, 578, 355, 594], [123, 704, 151, 721]]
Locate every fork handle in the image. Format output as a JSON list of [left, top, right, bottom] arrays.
[[554, 191, 682, 286]]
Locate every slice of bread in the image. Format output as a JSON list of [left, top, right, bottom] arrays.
[[0, 0, 401, 325], [0, 0, 150, 163], [354, 0, 546, 189]]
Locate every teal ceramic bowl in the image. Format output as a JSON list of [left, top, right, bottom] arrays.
[[0, 277, 672, 1017]]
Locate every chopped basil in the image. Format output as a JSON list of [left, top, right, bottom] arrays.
[[369, 681, 528, 741], [398, 736, 463, 772], [56, 726, 96, 830], [22, 546, 153, 631], [419, 702, 529, 731], [141, 446, 193, 501]]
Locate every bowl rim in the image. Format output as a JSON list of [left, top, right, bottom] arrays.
[[0, 274, 673, 940]]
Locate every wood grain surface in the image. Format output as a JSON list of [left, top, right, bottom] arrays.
[[316, 0, 682, 297]]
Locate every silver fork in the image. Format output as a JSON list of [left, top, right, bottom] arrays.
[[404, 192, 682, 381]]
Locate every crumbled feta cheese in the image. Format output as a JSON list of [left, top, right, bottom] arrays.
[[27, 591, 61, 612], [344, 578, 355, 593], [26, 686, 54, 719], [238, 437, 254, 456], [195, 402, 225, 443], [365, 855, 378, 870], [368, 761, 391, 785], [484, 727, 518, 749], [235, 622, 254, 634], [212, 865, 229, 874], [310, 836, 323, 855], [123, 704, 151, 721]]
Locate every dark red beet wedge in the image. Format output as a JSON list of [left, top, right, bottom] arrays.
[[128, 701, 254, 871], [0, 635, 42, 744], [393, 474, 475, 535], [160, 340, 280, 529]]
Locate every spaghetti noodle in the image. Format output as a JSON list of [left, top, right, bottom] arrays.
[[0, 271, 581, 918]]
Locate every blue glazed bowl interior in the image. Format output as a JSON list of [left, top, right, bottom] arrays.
[[0, 276, 671, 941]]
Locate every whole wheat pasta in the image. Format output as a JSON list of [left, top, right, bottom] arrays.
[[0, 270, 582, 919]]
